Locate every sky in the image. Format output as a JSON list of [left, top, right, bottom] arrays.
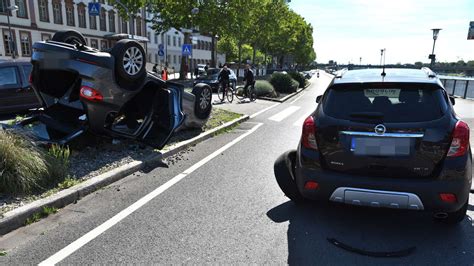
[[289, 0, 473, 65]]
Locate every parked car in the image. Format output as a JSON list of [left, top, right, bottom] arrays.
[[0, 60, 41, 113], [194, 68, 237, 92], [4, 30, 212, 149], [275, 68, 472, 224]]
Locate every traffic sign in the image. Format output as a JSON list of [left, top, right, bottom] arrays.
[[158, 50, 164, 57], [88, 2, 101, 16], [182, 44, 192, 56], [158, 44, 164, 50]]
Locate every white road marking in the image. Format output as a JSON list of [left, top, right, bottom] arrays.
[[293, 111, 314, 127], [268, 106, 301, 122], [249, 103, 279, 119], [39, 123, 264, 266], [289, 92, 306, 104]]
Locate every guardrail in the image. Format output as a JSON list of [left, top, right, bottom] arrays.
[[439, 76, 474, 99]]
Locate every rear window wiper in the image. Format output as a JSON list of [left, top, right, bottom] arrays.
[[349, 112, 384, 119]]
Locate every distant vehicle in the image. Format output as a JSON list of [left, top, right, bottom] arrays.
[[194, 68, 237, 92], [275, 68, 472, 224], [0, 60, 41, 113]]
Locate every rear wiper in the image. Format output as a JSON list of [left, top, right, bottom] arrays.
[[350, 112, 384, 119]]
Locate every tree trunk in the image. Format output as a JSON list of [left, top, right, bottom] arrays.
[[252, 43, 256, 65], [237, 43, 242, 79], [211, 35, 216, 68], [179, 32, 191, 80]]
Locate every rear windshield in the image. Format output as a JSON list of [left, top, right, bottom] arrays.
[[323, 83, 448, 122]]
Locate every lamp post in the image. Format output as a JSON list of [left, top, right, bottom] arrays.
[[6, 5, 19, 59], [190, 7, 199, 84], [429, 28, 441, 68], [380, 49, 385, 66]]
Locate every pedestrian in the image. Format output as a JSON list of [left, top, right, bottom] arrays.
[[152, 64, 158, 73], [204, 63, 209, 72], [242, 64, 255, 97], [218, 64, 231, 102], [194, 67, 199, 78], [161, 67, 168, 81]]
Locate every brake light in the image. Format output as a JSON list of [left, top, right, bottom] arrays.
[[447, 121, 470, 157], [304, 181, 319, 190], [80, 86, 103, 102], [28, 73, 33, 85], [302, 116, 318, 150], [439, 193, 457, 203]]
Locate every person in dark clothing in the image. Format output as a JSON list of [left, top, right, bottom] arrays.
[[218, 64, 231, 101], [152, 64, 158, 73], [242, 64, 255, 97], [204, 63, 209, 72]]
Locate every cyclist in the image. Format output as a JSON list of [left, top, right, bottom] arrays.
[[218, 64, 231, 101], [242, 64, 255, 97]]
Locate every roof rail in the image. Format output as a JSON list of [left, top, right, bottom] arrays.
[[335, 68, 348, 78], [421, 67, 437, 78]]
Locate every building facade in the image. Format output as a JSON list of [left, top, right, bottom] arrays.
[[0, 0, 146, 60]]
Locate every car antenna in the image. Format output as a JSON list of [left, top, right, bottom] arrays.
[[381, 48, 386, 77]]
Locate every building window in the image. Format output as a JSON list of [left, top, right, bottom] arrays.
[[78, 4, 86, 28], [100, 40, 108, 50], [90, 39, 98, 49], [154, 34, 158, 44], [167, 35, 170, 46], [99, 8, 106, 31], [19, 31, 31, 57], [0, 0, 8, 14], [52, 0, 62, 24], [41, 33, 51, 41], [108, 10, 115, 32], [178, 37, 181, 46], [121, 17, 127, 34], [89, 14, 97, 30], [39, 0, 49, 22], [15, 0, 28, 18], [166, 55, 170, 65], [136, 16, 142, 36], [2, 29, 17, 56], [173, 36, 176, 46], [147, 31, 150, 41], [65, 1, 75, 26], [173, 55, 177, 64]]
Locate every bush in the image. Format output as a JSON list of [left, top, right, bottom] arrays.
[[269, 72, 299, 93], [0, 131, 68, 195], [253, 80, 277, 97], [289, 72, 306, 88]]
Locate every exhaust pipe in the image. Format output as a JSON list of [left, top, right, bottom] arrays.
[[433, 212, 448, 219]]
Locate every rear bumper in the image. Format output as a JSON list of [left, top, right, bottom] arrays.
[[295, 163, 471, 213]]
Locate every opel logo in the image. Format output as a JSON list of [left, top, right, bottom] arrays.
[[374, 124, 386, 135]]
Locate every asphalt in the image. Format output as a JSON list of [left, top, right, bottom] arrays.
[[1, 74, 473, 265]]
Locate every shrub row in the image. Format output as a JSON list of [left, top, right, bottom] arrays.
[[269, 72, 299, 93]]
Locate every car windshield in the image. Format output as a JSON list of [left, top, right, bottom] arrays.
[[198, 69, 220, 79], [0, 67, 18, 86], [323, 83, 448, 122]]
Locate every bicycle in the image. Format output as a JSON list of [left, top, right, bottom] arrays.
[[235, 82, 257, 102], [217, 81, 234, 103]]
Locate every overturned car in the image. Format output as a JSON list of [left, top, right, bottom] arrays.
[[6, 30, 212, 149]]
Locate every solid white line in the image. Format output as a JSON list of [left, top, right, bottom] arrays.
[[293, 111, 314, 127], [249, 103, 279, 119], [39, 123, 264, 266], [268, 106, 301, 122], [289, 91, 305, 104]]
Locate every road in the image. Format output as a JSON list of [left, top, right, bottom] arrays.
[[1, 74, 473, 265]]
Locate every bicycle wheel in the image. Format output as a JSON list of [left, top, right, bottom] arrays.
[[235, 87, 245, 101], [249, 87, 257, 102], [226, 87, 234, 103], [217, 85, 225, 102]]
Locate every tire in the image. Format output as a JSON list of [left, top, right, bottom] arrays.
[[235, 87, 245, 101], [217, 85, 225, 102], [52, 30, 86, 46], [274, 150, 305, 203], [110, 40, 146, 88], [192, 84, 212, 120], [226, 87, 234, 103], [436, 199, 468, 225], [249, 87, 257, 102]]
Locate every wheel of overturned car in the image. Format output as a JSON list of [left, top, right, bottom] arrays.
[[192, 84, 212, 120], [274, 150, 305, 203], [110, 40, 146, 88], [52, 30, 87, 46]]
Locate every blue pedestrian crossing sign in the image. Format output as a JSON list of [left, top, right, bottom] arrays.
[[88, 3, 101, 16], [158, 50, 164, 57], [182, 44, 192, 56]]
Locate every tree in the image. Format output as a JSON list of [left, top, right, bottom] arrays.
[[107, 0, 147, 34]]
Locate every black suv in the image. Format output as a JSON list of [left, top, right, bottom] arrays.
[[275, 68, 472, 224]]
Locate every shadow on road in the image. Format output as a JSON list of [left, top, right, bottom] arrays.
[[267, 201, 474, 265]]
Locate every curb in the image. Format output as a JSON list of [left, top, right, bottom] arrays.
[[0, 115, 250, 236], [259, 81, 311, 103]]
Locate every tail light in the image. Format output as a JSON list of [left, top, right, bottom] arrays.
[[447, 121, 470, 157], [439, 193, 457, 203], [302, 116, 318, 150], [80, 86, 103, 102], [29, 73, 33, 85]]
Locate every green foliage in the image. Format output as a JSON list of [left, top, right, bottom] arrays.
[[254, 80, 277, 97], [107, 0, 146, 22], [288, 72, 306, 88], [57, 177, 81, 190], [0, 131, 69, 195], [217, 36, 238, 62], [0, 250, 6, 256], [25, 206, 58, 225], [270, 73, 298, 93]]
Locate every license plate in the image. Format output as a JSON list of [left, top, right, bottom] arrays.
[[351, 137, 411, 156]]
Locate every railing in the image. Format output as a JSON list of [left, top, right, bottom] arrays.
[[439, 76, 474, 99]]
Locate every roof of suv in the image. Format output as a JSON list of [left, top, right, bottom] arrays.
[[333, 68, 441, 85]]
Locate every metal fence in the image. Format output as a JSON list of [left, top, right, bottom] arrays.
[[439, 76, 474, 99]]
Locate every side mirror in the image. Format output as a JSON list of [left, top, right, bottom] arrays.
[[316, 95, 322, 103], [449, 96, 455, 106]]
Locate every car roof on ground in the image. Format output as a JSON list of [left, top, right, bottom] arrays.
[[0, 60, 31, 66], [333, 68, 441, 85]]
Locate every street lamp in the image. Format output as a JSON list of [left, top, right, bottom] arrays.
[[380, 49, 385, 66], [190, 7, 199, 84], [429, 28, 441, 68], [6, 5, 19, 59]]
